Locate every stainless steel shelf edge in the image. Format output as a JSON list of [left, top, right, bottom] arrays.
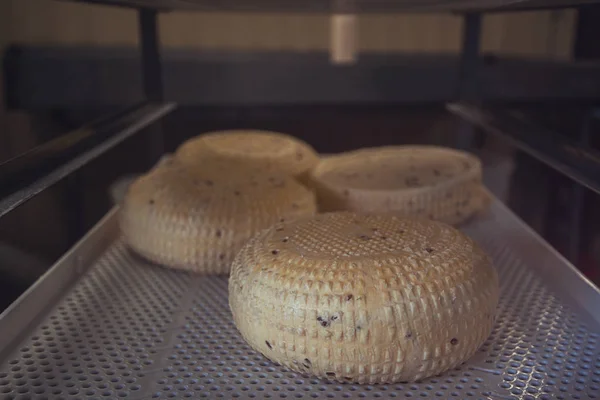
[[2, 193, 600, 399], [0, 102, 176, 218], [0, 208, 119, 361], [447, 103, 600, 196], [476, 190, 600, 326]]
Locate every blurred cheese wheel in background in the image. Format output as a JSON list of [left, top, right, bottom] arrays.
[[229, 211, 499, 383], [120, 159, 317, 274], [175, 130, 319, 182], [309, 146, 488, 225]]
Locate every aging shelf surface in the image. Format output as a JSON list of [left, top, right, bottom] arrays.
[[0, 196, 599, 399]]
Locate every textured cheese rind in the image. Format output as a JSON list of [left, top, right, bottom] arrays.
[[120, 160, 317, 274], [175, 130, 320, 181], [229, 212, 499, 383], [309, 146, 487, 225]]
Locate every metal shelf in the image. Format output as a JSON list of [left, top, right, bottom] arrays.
[[7, 47, 600, 108], [2, 1, 596, 396], [0, 195, 599, 399], [0, 103, 175, 219], [59, 0, 600, 12], [447, 103, 600, 196]]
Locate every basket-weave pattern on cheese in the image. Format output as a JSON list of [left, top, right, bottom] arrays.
[[229, 211, 499, 383], [310, 146, 487, 225], [120, 160, 317, 274], [175, 130, 319, 180]]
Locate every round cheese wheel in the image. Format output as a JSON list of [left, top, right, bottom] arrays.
[[309, 146, 488, 225], [175, 130, 319, 181], [229, 212, 498, 383], [120, 160, 317, 274]]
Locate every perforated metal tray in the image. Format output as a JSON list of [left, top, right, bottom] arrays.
[[1, 197, 600, 400]]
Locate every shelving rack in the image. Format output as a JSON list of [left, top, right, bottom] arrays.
[[1, 1, 600, 399]]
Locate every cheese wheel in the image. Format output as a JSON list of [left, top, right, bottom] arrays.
[[309, 146, 487, 225], [229, 212, 498, 383], [120, 160, 317, 274], [175, 130, 319, 181]]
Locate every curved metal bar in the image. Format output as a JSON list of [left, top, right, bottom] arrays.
[[448, 102, 600, 195], [0, 102, 176, 219]]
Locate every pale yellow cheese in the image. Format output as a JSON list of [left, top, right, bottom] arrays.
[[229, 211, 498, 383], [309, 146, 488, 225], [120, 159, 317, 274], [175, 129, 319, 181]]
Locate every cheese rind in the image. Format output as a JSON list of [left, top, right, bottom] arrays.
[[120, 160, 317, 274], [229, 211, 499, 383], [175, 130, 319, 181]]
